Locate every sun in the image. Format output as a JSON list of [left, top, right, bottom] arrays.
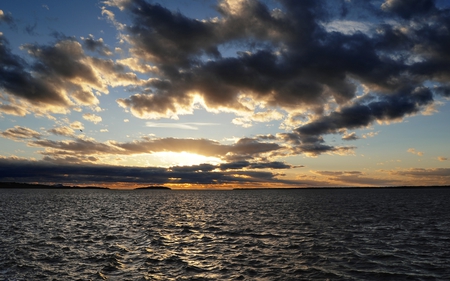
[[154, 151, 222, 167]]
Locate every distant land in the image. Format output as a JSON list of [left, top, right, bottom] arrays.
[[0, 182, 172, 190], [134, 186, 171, 190], [1, 182, 448, 190], [233, 186, 450, 190], [0, 182, 109, 189]]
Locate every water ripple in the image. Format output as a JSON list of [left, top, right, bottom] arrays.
[[1, 188, 450, 280]]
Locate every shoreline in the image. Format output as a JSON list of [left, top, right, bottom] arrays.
[[1, 182, 449, 190]]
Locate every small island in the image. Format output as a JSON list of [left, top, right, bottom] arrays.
[[134, 186, 171, 190]]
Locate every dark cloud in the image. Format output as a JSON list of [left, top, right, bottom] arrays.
[[1, 0, 450, 167], [381, 0, 436, 19], [81, 34, 112, 56], [23, 40, 102, 89], [282, 87, 434, 155], [278, 132, 355, 156], [434, 86, 450, 97], [112, 0, 363, 116], [297, 87, 433, 137], [247, 161, 294, 169], [123, 0, 221, 67], [0, 157, 293, 186], [30, 138, 122, 155], [219, 160, 251, 170], [13, 132, 282, 162], [42, 155, 99, 164], [219, 160, 293, 170], [113, 136, 281, 161], [25, 21, 38, 36], [0, 35, 71, 109], [0, 34, 143, 115], [0, 9, 16, 29], [109, 0, 450, 146]]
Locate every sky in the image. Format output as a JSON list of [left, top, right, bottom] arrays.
[[0, 0, 449, 189]]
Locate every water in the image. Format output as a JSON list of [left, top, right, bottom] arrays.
[[1, 188, 449, 280]]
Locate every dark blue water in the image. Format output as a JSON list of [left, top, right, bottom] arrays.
[[1, 188, 449, 280]]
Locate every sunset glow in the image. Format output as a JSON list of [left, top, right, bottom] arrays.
[[0, 0, 449, 188], [155, 152, 223, 167]]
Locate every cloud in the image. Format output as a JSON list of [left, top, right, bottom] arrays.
[[48, 126, 75, 137], [381, 0, 436, 19], [22, 133, 282, 164], [218, 160, 296, 170], [438, 157, 448, 161], [81, 34, 112, 56], [83, 113, 102, 124], [0, 102, 28, 116], [109, 0, 362, 119], [1, 0, 450, 181], [434, 86, 450, 98], [30, 138, 123, 155], [278, 132, 356, 157], [282, 87, 433, 155], [0, 126, 41, 140], [362, 131, 379, 139], [0, 33, 144, 116], [314, 171, 363, 176], [390, 168, 450, 178], [312, 170, 400, 186], [117, 57, 159, 73], [0, 35, 73, 112], [70, 121, 84, 130], [0, 10, 15, 29], [101, 0, 450, 158], [71, 90, 99, 106], [25, 21, 38, 36], [297, 87, 433, 138], [116, 91, 199, 120], [407, 148, 424, 156], [116, 1, 222, 66], [232, 109, 284, 128], [0, 157, 295, 187], [112, 136, 281, 161], [342, 132, 359, 141], [146, 122, 219, 130], [323, 20, 373, 35]]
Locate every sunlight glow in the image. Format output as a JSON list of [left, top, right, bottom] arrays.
[[154, 151, 222, 167]]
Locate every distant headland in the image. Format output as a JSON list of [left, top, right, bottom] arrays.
[[0, 182, 109, 189], [0, 182, 171, 190]]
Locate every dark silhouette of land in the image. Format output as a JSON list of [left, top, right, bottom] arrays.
[[0, 182, 172, 190], [0, 182, 109, 189], [1, 182, 447, 190], [134, 186, 171, 190], [233, 186, 450, 190]]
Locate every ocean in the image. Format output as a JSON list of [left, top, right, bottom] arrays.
[[1, 188, 449, 280]]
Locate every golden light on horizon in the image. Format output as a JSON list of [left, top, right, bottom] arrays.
[[154, 151, 223, 167]]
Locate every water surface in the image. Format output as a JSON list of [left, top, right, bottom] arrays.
[[1, 188, 449, 280]]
